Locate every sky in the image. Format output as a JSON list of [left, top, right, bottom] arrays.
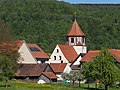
[[62, 0, 120, 4]]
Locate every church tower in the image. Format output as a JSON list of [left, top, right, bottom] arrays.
[[66, 19, 87, 54], [66, 19, 85, 46]]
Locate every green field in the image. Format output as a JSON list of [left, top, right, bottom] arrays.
[[0, 81, 119, 90]]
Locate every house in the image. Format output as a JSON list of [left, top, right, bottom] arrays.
[[27, 44, 49, 64], [39, 72, 58, 83], [49, 19, 87, 65], [0, 40, 37, 64], [80, 49, 120, 63], [49, 44, 78, 64], [17, 40, 38, 64], [50, 63, 71, 80], [15, 63, 58, 83]]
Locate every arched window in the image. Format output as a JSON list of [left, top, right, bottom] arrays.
[[54, 56, 56, 60], [57, 49, 59, 53], [59, 56, 62, 60]]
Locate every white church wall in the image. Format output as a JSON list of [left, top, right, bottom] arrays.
[[49, 45, 68, 63], [73, 46, 87, 54]]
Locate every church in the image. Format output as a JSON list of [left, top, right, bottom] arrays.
[[49, 19, 87, 65]]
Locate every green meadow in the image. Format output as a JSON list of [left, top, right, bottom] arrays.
[[0, 81, 119, 90]]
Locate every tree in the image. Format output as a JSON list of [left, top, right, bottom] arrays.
[[62, 71, 82, 87], [76, 70, 84, 87], [82, 62, 95, 89], [0, 56, 15, 88], [0, 21, 19, 71], [83, 50, 120, 90]]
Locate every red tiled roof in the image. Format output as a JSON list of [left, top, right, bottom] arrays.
[[15, 40, 25, 49], [50, 63, 67, 73], [81, 49, 120, 63], [28, 44, 49, 59], [16, 64, 48, 77], [80, 50, 100, 62], [58, 44, 78, 63], [0, 40, 24, 51], [42, 72, 58, 79], [66, 20, 85, 36], [109, 49, 120, 63]]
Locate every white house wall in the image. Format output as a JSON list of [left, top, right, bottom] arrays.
[[49, 45, 68, 63], [18, 43, 37, 64], [73, 46, 87, 54]]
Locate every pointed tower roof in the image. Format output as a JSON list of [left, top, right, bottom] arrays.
[[66, 20, 85, 36]]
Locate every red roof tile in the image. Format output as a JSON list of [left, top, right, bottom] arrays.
[[81, 49, 120, 63], [66, 20, 85, 36], [50, 63, 67, 73], [58, 44, 78, 63], [16, 64, 48, 77], [81, 50, 100, 62], [109, 49, 120, 63], [28, 44, 49, 59], [0, 40, 24, 51], [42, 72, 58, 79]]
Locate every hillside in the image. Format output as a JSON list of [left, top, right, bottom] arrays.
[[0, 0, 120, 52]]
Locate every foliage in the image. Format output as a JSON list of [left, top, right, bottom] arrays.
[[62, 71, 84, 87], [83, 50, 120, 90], [0, 20, 19, 72], [0, 56, 15, 88], [0, 0, 120, 52]]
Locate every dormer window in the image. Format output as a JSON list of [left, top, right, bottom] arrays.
[[57, 49, 59, 53], [59, 56, 62, 60], [71, 38, 74, 43], [29, 47, 40, 51]]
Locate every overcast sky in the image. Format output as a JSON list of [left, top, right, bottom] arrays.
[[62, 0, 120, 4]]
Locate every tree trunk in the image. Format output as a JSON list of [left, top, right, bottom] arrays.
[[95, 83, 97, 90], [88, 83, 89, 89], [79, 80, 80, 87], [72, 80, 75, 86], [105, 85, 108, 90], [5, 79, 8, 88]]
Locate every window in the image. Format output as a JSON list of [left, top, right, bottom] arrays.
[[29, 47, 40, 51], [61, 60, 63, 63], [57, 49, 59, 53], [71, 38, 74, 43], [59, 56, 62, 60], [54, 56, 56, 60]]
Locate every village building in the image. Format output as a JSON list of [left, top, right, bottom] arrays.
[[28, 44, 49, 64], [49, 19, 87, 65], [0, 40, 38, 64], [50, 63, 71, 80], [0, 40, 50, 64], [17, 40, 38, 64], [15, 63, 58, 83], [80, 49, 120, 63]]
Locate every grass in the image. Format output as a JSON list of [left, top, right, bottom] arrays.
[[0, 80, 119, 90]]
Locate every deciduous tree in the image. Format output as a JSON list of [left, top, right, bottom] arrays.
[[83, 50, 120, 90], [0, 56, 15, 88]]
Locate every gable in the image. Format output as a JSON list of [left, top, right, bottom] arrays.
[[18, 42, 37, 64], [49, 45, 68, 63]]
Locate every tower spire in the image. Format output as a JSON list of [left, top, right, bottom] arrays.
[[74, 12, 77, 20]]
